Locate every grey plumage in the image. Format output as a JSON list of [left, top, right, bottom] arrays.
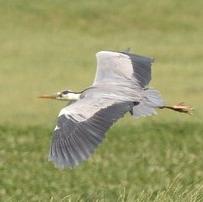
[[49, 100, 132, 168], [132, 88, 164, 118], [48, 51, 164, 168], [120, 52, 153, 87]]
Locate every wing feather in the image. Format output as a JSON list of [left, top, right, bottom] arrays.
[[94, 51, 153, 87], [49, 98, 132, 168], [121, 52, 153, 87]]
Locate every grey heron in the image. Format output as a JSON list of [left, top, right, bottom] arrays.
[[40, 50, 192, 169]]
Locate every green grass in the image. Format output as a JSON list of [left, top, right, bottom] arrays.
[[0, 0, 203, 201], [1, 122, 203, 201]]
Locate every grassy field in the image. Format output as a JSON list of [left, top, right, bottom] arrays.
[[0, 0, 203, 201]]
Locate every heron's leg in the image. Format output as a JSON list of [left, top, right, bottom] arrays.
[[159, 103, 193, 115]]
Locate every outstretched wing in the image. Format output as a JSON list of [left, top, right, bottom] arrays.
[[49, 96, 132, 168], [93, 51, 153, 87]]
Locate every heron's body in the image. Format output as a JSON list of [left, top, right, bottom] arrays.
[[40, 50, 192, 169]]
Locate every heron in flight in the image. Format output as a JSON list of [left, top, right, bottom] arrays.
[[40, 50, 192, 169]]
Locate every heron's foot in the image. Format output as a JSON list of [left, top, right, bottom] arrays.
[[171, 103, 193, 114], [160, 103, 193, 115]]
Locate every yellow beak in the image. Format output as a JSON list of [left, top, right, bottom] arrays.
[[38, 94, 57, 99]]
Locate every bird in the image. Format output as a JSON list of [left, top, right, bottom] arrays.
[[39, 50, 192, 169]]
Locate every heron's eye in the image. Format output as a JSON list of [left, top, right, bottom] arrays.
[[62, 90, 69, 95]]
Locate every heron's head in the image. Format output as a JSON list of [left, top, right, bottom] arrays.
[[39, 90, 81, 101]]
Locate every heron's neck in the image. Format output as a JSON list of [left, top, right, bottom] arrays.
[[67, 92, 81, 101]]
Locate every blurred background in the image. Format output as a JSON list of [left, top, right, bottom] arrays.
[[0, 0, 203, 201]]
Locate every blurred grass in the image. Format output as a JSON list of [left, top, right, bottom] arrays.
[[0, 0, 202, 126], [0, 0, 203, 201], [1, 122, 203, 201]]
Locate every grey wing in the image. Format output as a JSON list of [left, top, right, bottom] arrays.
[[93, 51, 153, 87], [49, 97, 132, 168], [120, 51, 153, 87]]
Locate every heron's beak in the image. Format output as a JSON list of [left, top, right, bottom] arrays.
[[38, 94, 58, 100]]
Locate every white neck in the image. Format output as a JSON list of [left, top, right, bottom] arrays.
[[66, 92, 81, 100]]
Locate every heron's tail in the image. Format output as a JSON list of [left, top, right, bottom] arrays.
[[131, 88, 164, 118]]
